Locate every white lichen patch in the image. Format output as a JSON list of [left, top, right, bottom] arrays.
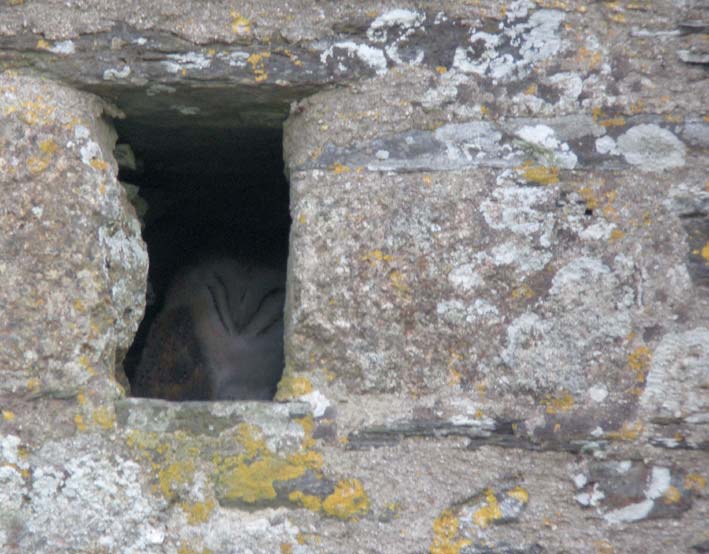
[[216, 51, 250, 68], [103, 65, 131, 80], [367, 9, 426, 65], [549, 257, 610, 296], [299, 389, 331, 418], [437, 298, 499, 325], [162, 52, 212, 74], [434, 121, 503, 164], [321, 41, 388, 75], [49, 40, 75, 55], [448, 263, 483, 291], [579, 221, 616, 241], [514, 124, 577, 169], [453, 9, 565, 82], [26, 445, 164, 554], [616, 124, 686, 171], [588, 384, 609, 403], [595, 135, 618, 155], [486, 240, 552, 275], [79, 139, 103, 167], [641, 328, 709, 419], [367, 9, 425, 43], [480, 186, 555, 237]]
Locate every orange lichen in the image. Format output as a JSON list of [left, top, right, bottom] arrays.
[[180, 499, 216, 524], [472, 488, 502, 528], [700, 241, 709, 262], [627, 346, 652, 383], [605, 421, 643, 441], [511, 284, 534, 300], [289, 490, 322, 511], [684, 473, 706, 492], [609, 229, 625, 242], [662, 485, 682, 504], [507, 486, 529, 504], [430, 509, 471, 554], [542, 392, 574, 415], [158, 460, 196, 500], [330, 162, 350, 174], [247, 52, 270, 82], [230, 12, 251, 35], [274, 375, 313, 400], [362, 249, 393, 264], [518, 160, 559, 185], [90, 159, 109, 171], [74, 413, 87, 432], [599, 117, 626, 128], [322, 479, 369, 520], [388, 269, 410, 293], [92, 406, 115, 430]]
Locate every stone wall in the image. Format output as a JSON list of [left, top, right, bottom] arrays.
[[1, 1, 707, 553]]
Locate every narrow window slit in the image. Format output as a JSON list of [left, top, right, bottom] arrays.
[[117, 121, 290, 402]]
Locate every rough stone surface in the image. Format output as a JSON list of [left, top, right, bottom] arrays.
[[1, 1, 708, 554]]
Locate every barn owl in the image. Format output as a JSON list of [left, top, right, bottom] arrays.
[[132, 258, 285, 401]]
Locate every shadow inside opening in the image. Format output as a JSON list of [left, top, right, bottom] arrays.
[[118, 122, 290, 401]]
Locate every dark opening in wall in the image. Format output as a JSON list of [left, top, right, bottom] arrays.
[[116, 120, 290, 401]]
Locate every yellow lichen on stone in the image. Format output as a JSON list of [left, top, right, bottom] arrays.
[[79, 355, 96, 376], [472, 489, 502, 528], [26, 378, 40, 392], [216, 455, 306, 504], [700, 241, 709, 262], [289, 490, 322, 511], [91, 406, 115, 430], [39, 138, 57, 154], [363, 249, 394, 264], [542, 392, 574, 415], [236, 423, 269, 459], [230, 11, 252, 35], [507, 486, 529, 504], [599, 117, 625, 128], [322, 479, 369, 520], [609, 229, 625, 242], [36, 39, 50, 50], [20, 99, 56, 126], [247, 52, 270, 82], [605, 420, 643, 441], [287, 449, 323, 471], [519, 161, 559, 185], [90, 158, 109, 171], [74, 413, 87, 432], [388, 269, 410, 294], [2, 410, 15, 421], [662, 485, 682, 504], [330, 162, 350, 174], [158, 460, 196, 500], [684, 473, 706, 491], [275, 375, 313, 400], [430, 509, 471, 554], [511, 284, 534, 300], [627, 345, 652, 383], [178, 544, 213, 554], [27, 155, 50, 174], [280, 544, 293, 554], [181, 499, 216, 525], [436, 66, 447, 74]]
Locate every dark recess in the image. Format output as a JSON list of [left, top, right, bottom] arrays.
[[116, 119, 291, 389]]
